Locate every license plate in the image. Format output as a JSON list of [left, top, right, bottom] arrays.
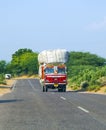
[[54, 84, 58, 87]]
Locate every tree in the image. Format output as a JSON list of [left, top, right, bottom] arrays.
[[67, 51, 106, 66], [0, 60, 6, 73], [12, 48, 32, 58], [19, 52, 38, 75], [10, 48, 38, 75]]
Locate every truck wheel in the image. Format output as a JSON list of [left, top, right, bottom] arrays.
[[45, 86, 48, 92], [63, 86, 66, 92], [43, 86, 45, 92], [58, 88, 62, 92], [58, 88, 60, 92]]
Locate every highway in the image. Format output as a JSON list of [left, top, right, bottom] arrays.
[[0, 79, 106, 130]]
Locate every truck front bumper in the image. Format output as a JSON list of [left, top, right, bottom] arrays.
[[44, 83, 67, 89]]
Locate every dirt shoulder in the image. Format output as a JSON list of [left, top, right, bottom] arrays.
[[0, 79, 15, 96], [0, 75, 38, 96], [87, 86, 106, 95], [67, 86, 106, 95]]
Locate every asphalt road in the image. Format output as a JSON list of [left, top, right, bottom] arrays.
[[0, 79, 106, 130]]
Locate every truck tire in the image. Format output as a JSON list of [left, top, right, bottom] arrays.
[[58, 88, 60, 92], [58, 88, 62, 92], [60, 86, 66, 92], [46, 86, 48, 92], [63, 86, 66, 92], [43, 86, 45, 92]]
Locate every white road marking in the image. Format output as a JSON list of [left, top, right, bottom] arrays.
[[60, 97, 66, 100], [78, 106, 89, 113], [11, 80, 17, 91], [28, 80, 36, 91]]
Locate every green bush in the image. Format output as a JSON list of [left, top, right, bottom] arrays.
[[0, 80, 7, 85], [80, 81, 89, 90], [0, 74, 7, 85]]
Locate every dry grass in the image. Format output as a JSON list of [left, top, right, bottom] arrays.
[[0, 79, 15, 96], [67, 85, 106, 94], [0, 88, 11, 96], [94, 86, 106, 94], [0, 75, 37, 96]]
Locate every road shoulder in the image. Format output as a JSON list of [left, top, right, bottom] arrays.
[[0, 79, 15, 96]]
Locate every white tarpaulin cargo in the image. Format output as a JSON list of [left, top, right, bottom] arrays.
[[38, 49, 69, 64]]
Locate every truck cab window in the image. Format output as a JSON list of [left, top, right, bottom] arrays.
[[45, 68, 54, 74], [58, 68, 65, 74]]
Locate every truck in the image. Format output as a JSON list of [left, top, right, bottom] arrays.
[[38, 49, 69, 92]]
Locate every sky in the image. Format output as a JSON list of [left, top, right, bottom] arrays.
[[0, 0, 106, 61]]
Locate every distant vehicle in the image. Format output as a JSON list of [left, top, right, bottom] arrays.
[[38, 49, 69, 92], [5, 74, 11, 79]]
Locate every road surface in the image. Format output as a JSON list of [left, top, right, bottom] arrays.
[[0, 79, 106, 130]]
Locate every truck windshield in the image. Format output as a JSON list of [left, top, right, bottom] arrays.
[[45, 68, 54, 74], [58, 68, 65, 74]]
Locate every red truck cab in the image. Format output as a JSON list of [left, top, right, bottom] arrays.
[[42, 64, 67, 92]]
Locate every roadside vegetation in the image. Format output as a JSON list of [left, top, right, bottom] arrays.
[[0, 48, 38, 85], [67, 52, 106, 92], [0, 74, 6, 85], [0, 61, 7, 85], [6, 48, 39, 77], [0, 48, 106, 92]]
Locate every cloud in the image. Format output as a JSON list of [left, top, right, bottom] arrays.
[[86, 17, 106, 31]]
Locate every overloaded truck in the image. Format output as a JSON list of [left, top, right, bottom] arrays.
[[38, 49, 69, 92]]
